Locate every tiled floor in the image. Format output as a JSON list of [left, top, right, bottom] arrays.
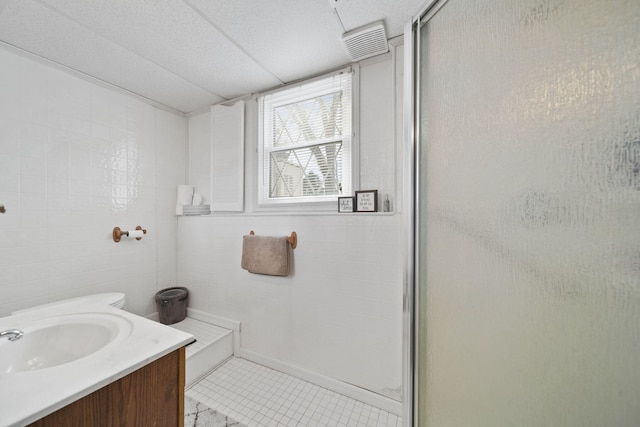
[[185, 395, 246, 427], [170, 317, 231, 358], [186, 357, 402, 427]]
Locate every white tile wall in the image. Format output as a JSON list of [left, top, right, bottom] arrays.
[[187, 111, 211, 205], [0, 40, 404, 406], [178, 50, 404, 400], [359, 57, 395, 205], [0, 45, 186, 316]]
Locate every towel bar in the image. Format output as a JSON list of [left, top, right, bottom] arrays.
[[249, 230, 297, 249]]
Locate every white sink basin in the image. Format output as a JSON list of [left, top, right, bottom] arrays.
[[0, 302, 193, 426], [0, 313, 133, 374]]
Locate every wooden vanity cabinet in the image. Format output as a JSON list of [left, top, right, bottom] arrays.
[[29, 347, 185, 427]]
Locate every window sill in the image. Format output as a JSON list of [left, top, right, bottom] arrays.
[[178, 211, 397, 218]]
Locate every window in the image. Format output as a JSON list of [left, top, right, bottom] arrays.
[[259, 70, 354, 205]]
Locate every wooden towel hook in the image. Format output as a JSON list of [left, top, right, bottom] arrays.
[[249, 230, 297, 249], [288, 231, 297, 249]]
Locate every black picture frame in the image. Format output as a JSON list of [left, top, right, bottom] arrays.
[[355, 190, 378, 212], [338, 196, 354, 213]]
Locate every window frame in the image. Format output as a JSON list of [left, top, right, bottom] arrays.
[[257, 66, 359, 208]]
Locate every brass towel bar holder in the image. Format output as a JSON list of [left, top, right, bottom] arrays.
[[249, 230, 297, 249]]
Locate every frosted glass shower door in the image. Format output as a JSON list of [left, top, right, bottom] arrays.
[[415, 0, 640, 425]]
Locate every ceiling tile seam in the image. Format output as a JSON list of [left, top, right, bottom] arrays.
[[32, 0, 228, 103], [0, 40, 187, 116], [182, 0, 285, 86], [332, 8, 347, 32]]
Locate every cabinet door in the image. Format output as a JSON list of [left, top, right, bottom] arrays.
[[30, 347, 185, 427], [211, 101, 245, 212]]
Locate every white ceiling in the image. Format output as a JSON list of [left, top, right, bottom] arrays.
[[0, 0, 425, 114]]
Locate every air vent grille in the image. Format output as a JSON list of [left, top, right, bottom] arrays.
[[342, 22, 389, 62]]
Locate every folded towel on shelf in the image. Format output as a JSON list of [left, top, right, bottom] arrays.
[[241, 234, 290, 276]]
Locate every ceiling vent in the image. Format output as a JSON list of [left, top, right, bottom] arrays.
[[342, 21, 389, 62]]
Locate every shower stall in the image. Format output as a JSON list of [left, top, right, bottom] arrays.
[[406, 0, 640, 425]]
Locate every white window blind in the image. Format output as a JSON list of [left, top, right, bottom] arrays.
[[259, 70, 353, 205]]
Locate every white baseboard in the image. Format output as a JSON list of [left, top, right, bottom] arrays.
[[239, 349, 402, 416], [147, 308, 241, 332], [185, 308, 241, 331], [186, 308, 242, 356]]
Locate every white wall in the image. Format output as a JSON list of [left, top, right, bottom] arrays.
[[0, 36, 404, 402], [187, 111, 211, 205], [0, 45, 187, 317], [179, 45, 405, 401]]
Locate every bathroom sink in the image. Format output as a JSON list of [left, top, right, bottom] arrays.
[[0, 313, 133, 374]]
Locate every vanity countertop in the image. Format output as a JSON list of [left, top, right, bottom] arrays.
[[0, 301, 193, 427]]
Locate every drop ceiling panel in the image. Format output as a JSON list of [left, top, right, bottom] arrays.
[[0, 0, 223, 112], [335, 0, 425, 38], [38, 0, 282, 100], [186, 0, 351, 83], [0, 0, 420, 114]]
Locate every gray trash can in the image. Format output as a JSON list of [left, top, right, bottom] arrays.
[[155, 287, 188, 325]]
